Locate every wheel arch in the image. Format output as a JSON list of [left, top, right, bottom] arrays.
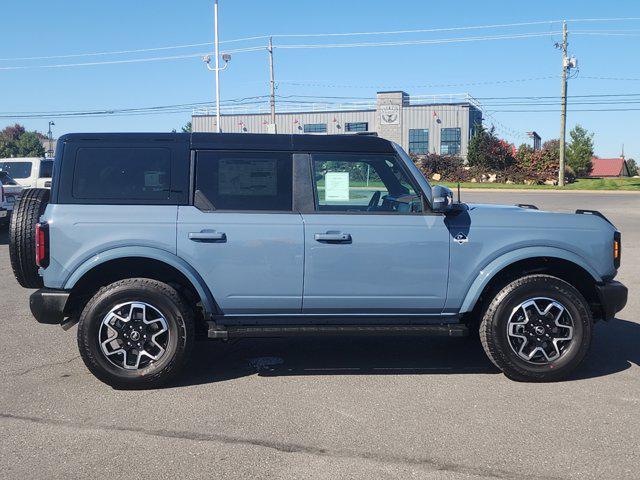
[[63, 247, 217, 318], [460, 247, 602, 318]]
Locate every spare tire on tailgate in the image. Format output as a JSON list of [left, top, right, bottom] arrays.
[[9, 188, 50, 288]]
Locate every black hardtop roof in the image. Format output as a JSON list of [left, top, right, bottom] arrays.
[[58, 132, 396, 153]]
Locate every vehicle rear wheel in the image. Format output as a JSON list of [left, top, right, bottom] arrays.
[[9, 188, 49, 288], [479, 274, 592, 382], [77, 278, 194, 389]]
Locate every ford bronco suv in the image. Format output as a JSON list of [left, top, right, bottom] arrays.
[[9, 133, 627, 388]]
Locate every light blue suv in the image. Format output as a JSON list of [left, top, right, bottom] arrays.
[[9, 133, 627, 388]]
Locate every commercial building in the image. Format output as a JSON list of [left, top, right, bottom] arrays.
[[192, 91, 483, 159]]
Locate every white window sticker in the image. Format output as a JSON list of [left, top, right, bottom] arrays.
[[325, 172, 350, 201], [219, 159, 278, 196]]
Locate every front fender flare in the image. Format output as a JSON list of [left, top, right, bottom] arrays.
[[63, 246, 216, 315], [458, 246, 602, 314]]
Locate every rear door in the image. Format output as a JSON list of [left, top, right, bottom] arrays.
[[177, 150, 304, 315], [301, 152, 450, 314]]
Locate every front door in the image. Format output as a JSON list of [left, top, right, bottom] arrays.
[[302, 153, 449, 314], [177, 150, 304, 315]]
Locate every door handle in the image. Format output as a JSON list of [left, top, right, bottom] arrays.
[[314, 232, 352, 243], [189, 231, 227, 243]]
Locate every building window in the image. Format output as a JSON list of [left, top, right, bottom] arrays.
[[303, 123, 327, 133], [440, 128, 461, 155], [408, 129, 429, 155], [345, 122, 368, 132]]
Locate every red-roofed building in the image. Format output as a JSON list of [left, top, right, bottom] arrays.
[[589, 157, 631, 178]]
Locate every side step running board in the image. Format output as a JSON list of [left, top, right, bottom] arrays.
[[207, 322, 468, 340]]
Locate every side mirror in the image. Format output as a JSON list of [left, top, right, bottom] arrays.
[[431, 185, 454, 213]]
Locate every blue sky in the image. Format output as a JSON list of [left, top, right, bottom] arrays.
[[2, 0, 640, 159]]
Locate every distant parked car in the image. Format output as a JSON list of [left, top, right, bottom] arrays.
[[0, 171, 24, 216], [0, 157, 53, 189], [0, 184, 7, 225], [0, 171, 23, 225]]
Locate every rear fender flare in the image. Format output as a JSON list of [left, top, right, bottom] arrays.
[[63, 246, 216, 315]]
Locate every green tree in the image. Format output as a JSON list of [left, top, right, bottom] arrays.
[[181, 121, 192, 133], [0, 124, 46, 157], [566, 125, 594, 177], [16, 131, 45, 157], [627, 158, 638, 176]]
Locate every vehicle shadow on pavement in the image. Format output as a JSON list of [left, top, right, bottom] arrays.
[[571, 317, 640, 381], [172, 318, 640, 388], [173, 335, 501, 388], [0, 228, 8, 245]]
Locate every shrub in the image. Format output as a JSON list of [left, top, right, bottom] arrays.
[[411, 153, 468, 182]]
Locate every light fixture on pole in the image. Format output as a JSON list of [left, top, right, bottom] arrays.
[[47, 121, 55, 157], [202, 0, 230, 133]]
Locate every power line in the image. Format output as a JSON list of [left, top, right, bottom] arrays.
[[0, 46, 266, 71], [278, 75, 560, 89], [273, 32, 559, 50]]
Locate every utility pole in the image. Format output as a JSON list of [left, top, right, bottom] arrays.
[[267, 37, 277, 133], [558, 20, 569, 186]]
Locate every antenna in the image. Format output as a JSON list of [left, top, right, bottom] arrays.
[[457, 182, 461, 204]]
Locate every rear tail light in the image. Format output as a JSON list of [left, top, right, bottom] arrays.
[[613, 231, 621, 269], [35, 222, 50, 268]]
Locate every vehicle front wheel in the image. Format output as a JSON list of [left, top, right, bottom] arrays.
[[77, 278, 194, 389], [480, 274, 592, 382]]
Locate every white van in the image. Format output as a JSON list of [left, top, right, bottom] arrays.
[[0, 157, 53, 189]]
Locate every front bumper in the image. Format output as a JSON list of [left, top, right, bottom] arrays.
[[29, 289, 70, 324], [595, 280, 628, 321]]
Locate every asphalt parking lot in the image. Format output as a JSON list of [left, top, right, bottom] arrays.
[[0, 190, 638, 480]]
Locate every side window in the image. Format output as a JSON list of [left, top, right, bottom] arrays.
[[73, 148, 171, 200], [39, 160, 53, 178], [195, 151, 293, 211], [312, 154, 422, 214]]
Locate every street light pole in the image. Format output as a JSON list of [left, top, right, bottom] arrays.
[[47, 121, 55, 157], [213, 0, 221, 133], [202, 1, 230, 133]]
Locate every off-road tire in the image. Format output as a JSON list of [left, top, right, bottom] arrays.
[[77, 278, 194, 389], [479, 274, 592, 382], [9, 188, 49, 288]]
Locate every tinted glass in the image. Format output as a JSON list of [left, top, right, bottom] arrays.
[[312, 153, 421, 214], [0, 171, 18, 185], [409, 129, 429, 155], [195, 151, 293, 211], [345, 122, 368, 132], [440, 128, 461, 155], [72, 148, 171, 200], [303, 123, 327, 133], [0, 162, 32, 179], [39, 160, 54, 178]]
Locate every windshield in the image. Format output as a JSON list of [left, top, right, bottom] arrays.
[[0, 171, 18, 185], [0, 161, 32, 179]]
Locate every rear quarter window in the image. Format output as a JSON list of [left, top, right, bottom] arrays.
[[0, 161, 32, 179], [72, 147, 171, 200]]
